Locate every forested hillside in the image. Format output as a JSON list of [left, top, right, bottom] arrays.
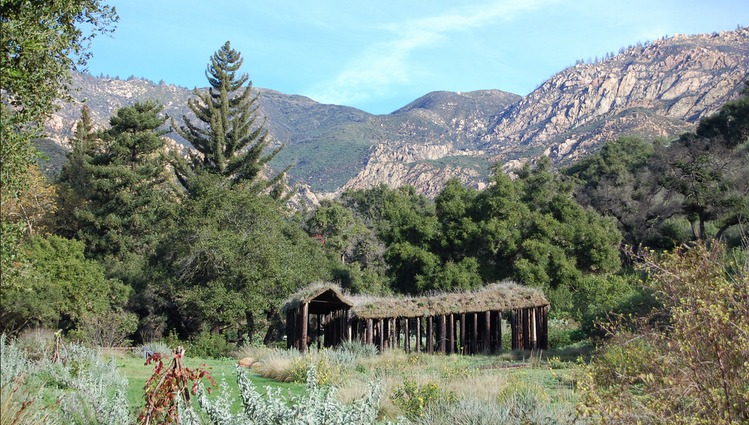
[[3, 2, 748, 422]]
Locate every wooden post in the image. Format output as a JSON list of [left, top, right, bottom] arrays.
[[388, 318, 399, 348], [523, 309, 530, 349], [471, 313, 478, 355], [510, 309, 517, 351], [483, 311, 491, 354], [494, 311, 502, 353], [415, 317, 422, 353], [300, 303, 308, 353], [540, 305, 549, 350], [404, 318, 410, 353], [396, 318, 401, 349], [447, 314, 454, 354], [427, 316, 434, 354], [347, 311, 352, 343], [316, 314, 321, 350], [460, 313, 466, 355], [378, 319, 385, 352], [531, 307, 538, 349], [439, 315, 446, 353]]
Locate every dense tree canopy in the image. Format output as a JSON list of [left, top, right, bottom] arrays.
[[60, 101, 178, 262], [153, 174, 334, 340], [0, 0, 117, 285]]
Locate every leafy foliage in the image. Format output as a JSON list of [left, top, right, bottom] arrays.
[[154, 173, 333, 340], [391, 379, 455, 420], [0, 235, 131, 335], [0, 0, 117, 287], [578, 242, 749, 424]]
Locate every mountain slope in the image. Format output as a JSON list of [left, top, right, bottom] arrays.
[[481, 28, 749, 166], [46, 27, 749, 197]]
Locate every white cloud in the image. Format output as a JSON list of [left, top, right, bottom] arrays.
[[305, 0, 555, 107]]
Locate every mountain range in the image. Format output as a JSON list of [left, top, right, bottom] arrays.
[[44, 27, 749, 200]]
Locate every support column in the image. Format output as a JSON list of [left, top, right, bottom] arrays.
[[438, 315, 446, 353], [460, 313, 466, 355], [300, 303, 308, 353], [447, 314, 454, 355], [540, 305, 549, 350], [522, 309, 530, 350], [471, 313, 478, 355], [511, 309, 518, 351], [378, 319, 385, 352], [427, 316, 434, 354], [483, 311, 491, 354], [531, 308, 538, 349], [494, 311, 502, 353], [366, 318, 373, 345], [404, 318, 410, 353], [396, 318, 401, 349], [415, 317, 422, 353]]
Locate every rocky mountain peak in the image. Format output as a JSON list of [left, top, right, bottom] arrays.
[[44, 28, 749, 200]]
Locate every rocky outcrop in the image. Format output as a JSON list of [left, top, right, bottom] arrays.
[[45, 28, 749, 199], [340, 142, 488, 197], [480, 28, 749, 165]]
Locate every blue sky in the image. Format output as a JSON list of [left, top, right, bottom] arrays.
[[87, 0, 748, 114]]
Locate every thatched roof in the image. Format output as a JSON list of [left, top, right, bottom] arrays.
[[283, 282, 548, 319], [350, 282, 548, 319], [282, 283, 353, 315]]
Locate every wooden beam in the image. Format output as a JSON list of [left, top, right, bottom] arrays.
[[494, 311, 502, 353], [483, 311, 491, 354], [447, 314, 454, 354], [531, 307, 537, 349], [510, 309, 517, 351], [460, 313, 466, 355], [415, 317, 422, 353], [427, 316, 433, 354], [540, 306, 549, 350], [378, 319, 385, 352], [300, 303, 308, 353], [404, 318, 410, 353], [438, 315, 446, 353], [471, 313, 478, 355]]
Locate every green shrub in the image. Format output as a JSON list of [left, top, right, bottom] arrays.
[[391, 379, 455, 419], [287, 355, 342, 386], [187, 331, 233, 358], [578, 243, 749, 424]]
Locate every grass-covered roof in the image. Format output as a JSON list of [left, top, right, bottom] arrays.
[[284, 282, 548, 319]]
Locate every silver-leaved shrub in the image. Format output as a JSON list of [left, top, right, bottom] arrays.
[[186, 365, 387, 425]]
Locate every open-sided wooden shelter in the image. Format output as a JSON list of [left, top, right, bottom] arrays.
[[283, 282, 549, 354]]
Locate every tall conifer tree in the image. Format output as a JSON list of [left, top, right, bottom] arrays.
[[172, 41, 284, 191]]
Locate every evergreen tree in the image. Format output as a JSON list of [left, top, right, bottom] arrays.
[[172, 41, 284, 191], [56, 105, 101, 238], [70, 101, 178, 261]]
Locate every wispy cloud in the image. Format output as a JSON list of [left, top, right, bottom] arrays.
[[305, 0, 553, 108]]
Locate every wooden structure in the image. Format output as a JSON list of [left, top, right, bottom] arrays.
[[284, 286, 353, 353], [283, 282, 549, 354]]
